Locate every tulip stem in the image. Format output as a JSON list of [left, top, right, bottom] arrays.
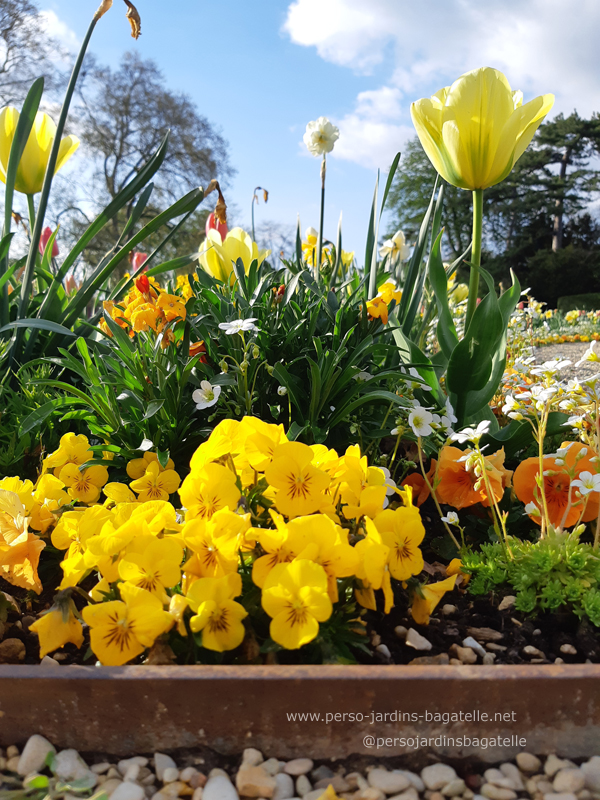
[[316, 154, 326, 280], [465, 188, 484, 330], [26, 195, 36, 242]]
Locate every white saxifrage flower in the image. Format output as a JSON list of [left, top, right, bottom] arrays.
[[193, 381, 221, 410], [441, 511, 460, 526], [218, 318, 259, 335], [408, 407, 434, 437], [571, 471, 600, 496], [303, 116, 340, 156], [450, 420, 490, 444]]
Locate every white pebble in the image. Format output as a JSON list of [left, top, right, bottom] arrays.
[[421, 765, 457, 791], [296, 776, 312, 797], [560, 644, 577, 655], [154, 755, 177, 783], [368, 769, 410, 795], [110, 783, 146, 800], [480, 784, 516, 800], [242, 749, 264, 768], [394, 626, 407, 639], [17, 735, 56, 776], [163, 768, 179, 784], [554, 771, 586, 794], [405, 628, 432, 651], [284, 761, 313, 777], [463, 636, 486, 658]]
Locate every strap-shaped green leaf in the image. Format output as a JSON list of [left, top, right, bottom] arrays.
[[428, 229, 458, 360]]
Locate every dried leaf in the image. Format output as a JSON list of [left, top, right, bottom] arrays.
[[94, 0, 113, 20], [204, 179, 228, 225], [263, 189, 269, 203], [123, 0, 141, 39]]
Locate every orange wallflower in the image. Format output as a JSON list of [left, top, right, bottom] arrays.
[[435, 446, 509, 510], [513, 442, 599, 528], [401, 460, 437, 507]]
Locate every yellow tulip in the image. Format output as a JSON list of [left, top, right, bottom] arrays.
[[198, 227, 270, 283], [0, 107, 79, 195], [410, 67, 554, 191]]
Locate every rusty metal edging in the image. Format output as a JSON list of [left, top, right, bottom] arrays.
[[1, 664, 599, 762]]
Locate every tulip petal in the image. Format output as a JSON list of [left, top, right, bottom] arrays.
[[0, 107, 18, 184], [55, 134, 80, 174]]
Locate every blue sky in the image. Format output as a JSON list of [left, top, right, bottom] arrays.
[[41, 0, 600, 262]]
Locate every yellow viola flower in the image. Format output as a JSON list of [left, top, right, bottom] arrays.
[[411, 574, 458, 625], [126, 452, 176, 480], [104, 482, 138, 504], [0, 107, 79, 195], [261, 559, 332, 650], [265, 441, 330, 518], [43, 433, 94, 478], [342, 486, 388, 521], [29, 474, 69, 532], [59, 463, 109, 505], [82, 582, 174, 666], [186, 572, 248, 652], [157, 293, 187, 322], [53, 506, 114, 589], [373, 505, 425, 581], [199, 227, 270, 283], [29, 596, 84, 658], [119, 534, 183, 598], [0, 477, 35, 513], [353, 519, 393, 614], [366, 296, 389, 325], [240, 417, 288, 473], [189, 418, 246, 472], [410, 67, 554, 191], [182, 509, 249, 582], [179, 462, 241, 522], [125, 500, 180, 534], [0, 490, 45, 594], [294, 514, 359, 602], [251, 511, 309, 588], [129, 461, 181, 502], [169, 593, 190, 636]]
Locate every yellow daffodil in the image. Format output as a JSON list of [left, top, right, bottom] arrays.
[[126, 452, 176, 480], [129, 461, 181, 502], [59, 463, 109, 505], [251, 511, 309, 587], [373, 504, 425, 581], [410, 67, 554, 191], [301, 227, 318, 267], [186, 572, 247, 652], [179, 462, 241, 522], [82, 582, 174, 666], [0, 107, 79, 195], [199, 227, 270, 283], [261, 559, 332, 650], [29, 595, 84, 658], [411, 574, 458, 625], [182, 509, 249, 582], [353, 519, 393, 614], [264, 441, 330, 518], [156, 293, 187, 322], [118, 534, 183, 598], [44, 433, 94, 478]]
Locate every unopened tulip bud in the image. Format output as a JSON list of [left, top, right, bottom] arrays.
[[205, 211, 228, 240], [39, 226, 59, 258], [130, 251, 148, 272]]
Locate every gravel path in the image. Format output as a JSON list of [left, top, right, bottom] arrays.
[[534, 342, 599, 381], [3, 737, 600, 800]]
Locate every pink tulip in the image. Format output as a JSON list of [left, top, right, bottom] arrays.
[[131, 252, 148, 272], [205, 211, 228, 240], [39, 227, 59, 257]]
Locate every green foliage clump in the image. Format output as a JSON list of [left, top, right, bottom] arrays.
[[462, 532, 600, 626]]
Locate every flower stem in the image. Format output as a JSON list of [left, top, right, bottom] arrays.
[[316, 155, 326, 280], [26, 194, 36, 241], [465, 188, 484, 330], [417, 437, 460, 550]]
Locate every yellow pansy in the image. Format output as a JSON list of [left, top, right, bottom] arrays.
[[186, 572, 248, 652], [29, 474, 69, 532], [119, 535, 183, 599], [241, 417, 288, 473], [59, 463, 109, 505], [411, 574, 458, 625], [0, 107, 79, 195], [44, 433, 94, 478], [353, 519, 393, 614], [373, 504, 425, 581], [179, 462, 241, 522], [265, 441, 330, 518], [251, 511, 310, 588], [129, 461, 181, 502], [0, 477, 34, 513], [82, 582, 174, 666], [411, 67, 554, 191], [294, 514, 359, 602], [261, 559, 332, 650], [182, 509, 249, 583], [127, 452, 176, 480], [104, 483, 138, 504], [29, 596, 84, 658]]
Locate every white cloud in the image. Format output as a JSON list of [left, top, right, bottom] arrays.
[[39, 9, 80, 57], [285, 0, 600, 167]]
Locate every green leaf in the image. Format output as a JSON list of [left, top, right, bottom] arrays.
[[0, 318, 75, 336], [365, 172, 379, 299], [428, 228, 458, 360], [145, 254, 196, 278], [142, 399, 165, 420], [19, 398, 70, 436], [157, 449, 170, 469]]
